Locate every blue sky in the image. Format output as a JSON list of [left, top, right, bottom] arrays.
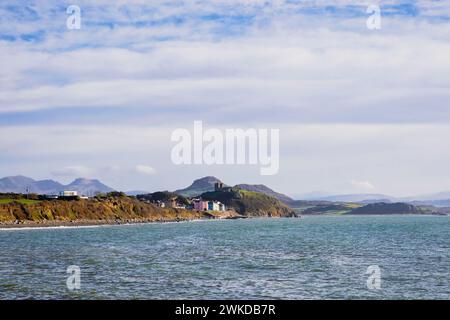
[[1, 0, 450, 196]]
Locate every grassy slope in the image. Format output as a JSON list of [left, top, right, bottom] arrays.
[[299, 203, 363, 215], [297, 201, 441, 215], [0, 196, 218, 223], [0, 199, 41, 205], [201, 189, 297, 217]]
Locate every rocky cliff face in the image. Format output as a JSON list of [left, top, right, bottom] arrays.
[[0, 196, 223, 224]]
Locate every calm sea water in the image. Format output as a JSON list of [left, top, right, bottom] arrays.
[[0, 215, 449, 299]]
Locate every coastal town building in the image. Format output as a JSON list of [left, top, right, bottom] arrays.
[[193, 199, 226, 212], [43, 195, 59, 199], [164, 198, 187, 209], [59, 191, 78, 197], [157, 201, 165, 207], [150, 199, 186, 209], [193, 199, 208, 211]]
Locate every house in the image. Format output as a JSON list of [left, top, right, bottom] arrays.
[[208, 200, 226, 211], [165, 198, 177, 208], [153, 200, 165, 207], [193, 199, 226, 212], [162, 198, 185, 209], [193, 199, 208, 211], [59, 191, 78, 197]]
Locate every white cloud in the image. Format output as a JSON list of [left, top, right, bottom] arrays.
[[3, 3, 450, 115], [50, 165, 92, 178], [0, 123, 449, 196], [1, 1, 450, 195], [1, 22, 450, 123], [351, 180, 375, 191], [136, 164, 156, 175]]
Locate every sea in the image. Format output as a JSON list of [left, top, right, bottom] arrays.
[[0, 215, 449, 299]]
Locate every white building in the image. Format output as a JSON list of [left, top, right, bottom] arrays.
[[59, 191, 78, 197], [193, 199, 226, 212]]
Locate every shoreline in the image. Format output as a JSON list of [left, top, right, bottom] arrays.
[[2, 213, 448, 230], [0, 214, 250, 230], [0, 217, 242, 230]]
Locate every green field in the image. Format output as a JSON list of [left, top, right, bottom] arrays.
[[0, 199, 41, 205]]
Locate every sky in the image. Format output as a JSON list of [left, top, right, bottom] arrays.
[[1, 0, 450, 197]]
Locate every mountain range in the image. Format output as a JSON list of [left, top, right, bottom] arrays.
[[311, 194, 395, 203], [0, 176, 114, 196], [172, 176, 450, 207], [2, 175, 450, 207]]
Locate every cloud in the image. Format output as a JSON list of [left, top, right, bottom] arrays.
[[1, 13, 450, 124], [1, 30, 450, 125], [351, 180, 375, 191], [50, 165, 92, 178], [135, 164, 156, 175], [1, 1, 450, 196], [0, 123, 449, 196]]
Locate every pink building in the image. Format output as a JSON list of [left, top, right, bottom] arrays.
[[193, 199, 208, 211], [193, 199, 226, 212]]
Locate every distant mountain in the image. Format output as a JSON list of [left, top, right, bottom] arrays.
[[349, 202, 430, 215], [0, 176, 32, 193], [65, 178, 114, 196], [0, 176, 63, 194], [289, 191, 333, 200], [407, 199, 450, 207], [34, 179, 64, 194], [0, 175, 114, 196], [305, 191, 450, 204], [299, 201, 439, 215], [313, 194, 396, 203], [174, 176, 225, 197], [401, 191, 450, 202], [125, 190, 151, 196], [234, 184, 294, 205]]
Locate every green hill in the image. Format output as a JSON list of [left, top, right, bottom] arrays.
[[234, 183, 294, 205], [174, 176, 224, 197], [349, 202, 431, 215], [201, 188, 297, 217], [136, 191, 189, 205], [0, 192, 222, 224]]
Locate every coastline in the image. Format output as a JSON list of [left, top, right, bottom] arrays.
[[0, 191, 297, 229], [0, 214, 250, 230], [2, 213, 448, 230]]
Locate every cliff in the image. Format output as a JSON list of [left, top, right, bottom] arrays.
[[201, 189, 297, 217], [0, 194, 234, 225]]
